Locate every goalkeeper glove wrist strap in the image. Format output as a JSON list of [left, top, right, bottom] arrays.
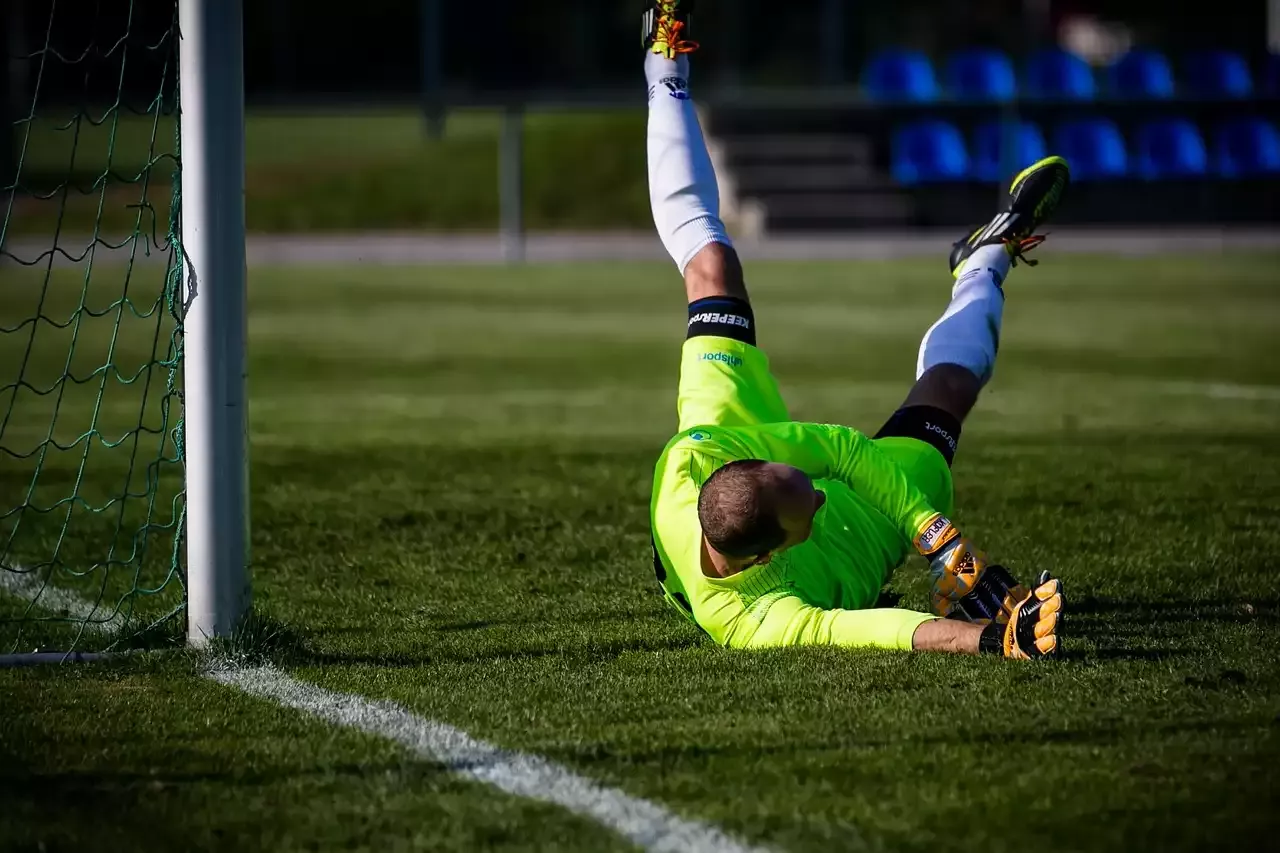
[[915, 514, 960, 556], [979, 621, 1004, 656]]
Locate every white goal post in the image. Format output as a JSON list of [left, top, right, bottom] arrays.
[[179, 0, 250, 645]]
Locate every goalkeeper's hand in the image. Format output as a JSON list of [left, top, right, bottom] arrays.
[[913, 514, 1028, 624], [980, 571, 1063, 660]]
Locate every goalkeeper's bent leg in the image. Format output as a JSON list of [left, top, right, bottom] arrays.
[[891, 246, 1012, 426], [873, 245, 1010, 465], [917, 245, 1011, 390], [898, 153, 1069, 426], [645, 51, 749, 307]]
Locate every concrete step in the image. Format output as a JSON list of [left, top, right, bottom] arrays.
[[718, 134, 875, 163], [757, 191, 917, 228], [733, 163, 894, 192]]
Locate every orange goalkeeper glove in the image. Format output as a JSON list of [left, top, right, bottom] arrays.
[[978, 571, 1064, 659], [914, 514, 1029, 624]]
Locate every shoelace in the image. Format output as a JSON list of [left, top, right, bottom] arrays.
[[655, 13, 699, 55], [1005, 234, 1047, 268]]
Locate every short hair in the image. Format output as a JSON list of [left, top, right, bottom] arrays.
[[697, 459, 787, 559]]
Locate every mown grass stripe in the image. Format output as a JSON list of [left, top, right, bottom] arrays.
[[1158, 381, 1280, 402]]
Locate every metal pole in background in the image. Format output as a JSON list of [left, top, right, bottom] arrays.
[[267, 0, 297, 97], [820, 0, 845, 86], [180, 0, 250, 645], [719, 0, 744, 89], [0, 2, 20, 196], [420, 0, 445, 139], [499, 102, 525, 263]]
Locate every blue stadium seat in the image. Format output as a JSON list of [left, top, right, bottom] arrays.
[[971, 120, 1048, 182], [1108, 49, 1175, 99], [1053, 118, 1128, 179], [1134, 119, 1208, 178], [945, 49, 1017, 101], [1214, 118, 1280, 177], [892, 120, 970, 184], [864, 49, 940, 102], [1183, 50, 1253, 98], [1024, 49, 1096, 100]]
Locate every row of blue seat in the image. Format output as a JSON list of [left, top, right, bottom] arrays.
[[892, 117, 1280, 184], [866, 48, 1279, 102]]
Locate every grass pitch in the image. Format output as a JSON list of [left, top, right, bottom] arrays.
[[2, 253, 1280, 852]]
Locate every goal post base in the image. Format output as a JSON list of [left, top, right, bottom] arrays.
[[0, 650, 155, 669]]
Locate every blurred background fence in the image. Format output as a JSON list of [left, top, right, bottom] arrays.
[[4, 0, 1279, 244]]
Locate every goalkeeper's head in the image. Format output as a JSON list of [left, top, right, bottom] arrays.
[[697, 460, 826, 570]]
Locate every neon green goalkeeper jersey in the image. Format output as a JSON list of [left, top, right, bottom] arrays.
[[650, 336, 957, 650], [650, 421, 948, 650]]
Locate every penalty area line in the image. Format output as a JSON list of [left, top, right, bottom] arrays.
[[0, 566, 135, 666], [210, 665, 774, 853], [0, 566, 125, 635]]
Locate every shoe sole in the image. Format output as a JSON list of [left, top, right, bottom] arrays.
[[950, 155, 1071, 277], [1008, 155, 1070, 231]]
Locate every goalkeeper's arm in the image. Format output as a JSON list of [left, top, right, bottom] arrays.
[[721, 594, 951, 652], [724, 576, 1063, 658]]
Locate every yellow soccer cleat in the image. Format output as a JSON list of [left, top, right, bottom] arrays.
[[642, 0, 699, 60]]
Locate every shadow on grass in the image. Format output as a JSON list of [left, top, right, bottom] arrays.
[[1082, 646, 1201, 662], [0, 759, 447, 793], [1065, 595, 1278, 662], [564, 715, 1279, 767], [1070, 595, 1280, 623], [178, 601, 704, 670], [185, 595, 1274, 671], [296, 633, 706, 669], [428, 607, 677, 633]]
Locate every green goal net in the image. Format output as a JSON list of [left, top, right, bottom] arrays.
[[1, 0, 187, 654]]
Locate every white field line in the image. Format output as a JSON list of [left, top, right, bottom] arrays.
[[1, 573, 772, 853], [211, 665, 772, 853], [0, 566, 124, 634]]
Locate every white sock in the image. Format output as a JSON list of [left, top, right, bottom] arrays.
[[645, 53, 731, 273], [916, 246, 1013, 385]]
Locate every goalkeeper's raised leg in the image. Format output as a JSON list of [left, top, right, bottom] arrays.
[[643, 0, 750, 324]]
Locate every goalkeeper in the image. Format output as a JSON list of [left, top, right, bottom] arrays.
[[645, 1, 1065, 660]]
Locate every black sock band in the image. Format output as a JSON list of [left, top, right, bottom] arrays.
[[873, 405, 963, 466], [979, 621, 1004, 656], [687, 297, 756, 346]]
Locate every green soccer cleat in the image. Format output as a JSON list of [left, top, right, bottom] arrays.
[[949, 155, 1071, 277], [643, 0, 698, 59]]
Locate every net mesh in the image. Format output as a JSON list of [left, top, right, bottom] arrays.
[[1, 0, 186, 653]]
